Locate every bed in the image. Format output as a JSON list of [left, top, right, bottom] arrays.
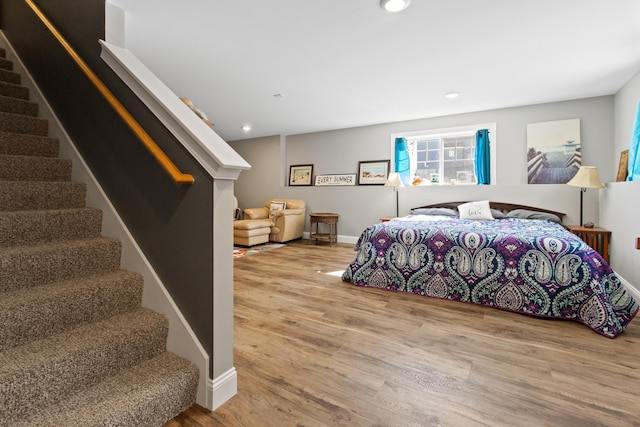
[[342, 201, 638, 337]]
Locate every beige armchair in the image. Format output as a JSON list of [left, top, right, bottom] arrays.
[[235, 198, 306, 245]]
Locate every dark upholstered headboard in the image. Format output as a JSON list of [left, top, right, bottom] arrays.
[[413, 201, 565, 221]]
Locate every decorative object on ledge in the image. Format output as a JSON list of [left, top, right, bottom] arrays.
[[181, 98, 213, 127], [314, 174, 357, 186], [358, 160, 390, 185], [617, 150, 629, 182], [384, 172, 404, 218], [289, 164, 314, 186], [566, 165, 604, 226]]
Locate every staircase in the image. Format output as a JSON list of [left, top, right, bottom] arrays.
[[0, 48, 198, 426]]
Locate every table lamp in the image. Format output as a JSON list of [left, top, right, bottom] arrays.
[[384, 173, 404, 218], [566, 166, 604, 227]]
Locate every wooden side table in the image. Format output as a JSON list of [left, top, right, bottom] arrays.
[[310, 213, 339, 246], [566, 225, 611, 263]]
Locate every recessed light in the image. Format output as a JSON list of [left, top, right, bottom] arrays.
[[445, 92, 460, 99], [380, 0, 410, 12], [241, 125, 252, 132]]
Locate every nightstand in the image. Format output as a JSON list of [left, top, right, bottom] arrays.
[[566, 225, 611, 263], [310, 213, 339, 246], [380, 217, 393, 222]]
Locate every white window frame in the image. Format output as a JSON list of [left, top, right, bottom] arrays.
[[390, 123, 497, 185]]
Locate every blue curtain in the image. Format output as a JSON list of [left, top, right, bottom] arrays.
[[628, 101, 640, 181], [395, 137, 410, 185], [474, 129, 490, 185]]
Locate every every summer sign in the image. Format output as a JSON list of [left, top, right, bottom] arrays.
[[314, 174, 357, 186]]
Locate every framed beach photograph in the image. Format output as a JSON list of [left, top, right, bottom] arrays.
[[526, 118, 581, 184], [358, 160, 390, 185], [289, 164, 314, 186]]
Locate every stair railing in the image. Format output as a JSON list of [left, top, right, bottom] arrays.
[[24, 0, 195, 184]]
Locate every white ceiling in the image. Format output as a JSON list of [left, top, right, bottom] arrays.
[[107, 0, 640, 142]]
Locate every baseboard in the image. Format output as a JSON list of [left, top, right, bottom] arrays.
[[0, 31, 211, 407], [302, 231, 358, 245], [619, 274, 640, 301], [208, 367, 238, 410]]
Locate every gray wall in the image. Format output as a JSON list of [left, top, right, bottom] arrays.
[[231, 96, 614, 242], [602, 69, 640, 290]]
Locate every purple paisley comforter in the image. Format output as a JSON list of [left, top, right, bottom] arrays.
[[342, 215, 638, 337]]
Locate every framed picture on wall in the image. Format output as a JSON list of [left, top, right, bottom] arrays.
[[358, 160, 390, 185], [289, 164, 314, 186], [526, 118, 581, 184]]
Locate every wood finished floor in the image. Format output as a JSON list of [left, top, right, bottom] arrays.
[[165, 239, 640, 427]]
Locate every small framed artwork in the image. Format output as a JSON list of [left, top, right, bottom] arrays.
[[358, 160, 390, 185], [289, 164, 314, 186]]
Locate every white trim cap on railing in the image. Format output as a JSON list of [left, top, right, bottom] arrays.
[[100, 40, 251, 181]]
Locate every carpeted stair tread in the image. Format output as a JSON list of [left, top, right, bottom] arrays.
[[0, 307, 169, 422], [0, 236, 122, 292], [0, 131, 58, 157], [0, 207, 102, 247], [0, 69, 20, 86], [0, 153, 72, 181], [0, 111, 47, 135], [9, 352, 199, 427], [0, 181, 86, 211], [0, 57, 13, 72], [0, 95, 37, 116], [0, 80, 28, 100], [0, 270, 144, 351]]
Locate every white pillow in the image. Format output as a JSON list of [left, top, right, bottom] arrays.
[[458, 200, 494, 220], [269, 201, 287, 218]]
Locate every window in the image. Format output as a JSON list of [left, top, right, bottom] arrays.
[[409, 133, 476, 184], [391, 124, 496, 185]]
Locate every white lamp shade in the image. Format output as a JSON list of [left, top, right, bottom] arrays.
[[384, 172, 404, 187], [567, 166, 604, 189]]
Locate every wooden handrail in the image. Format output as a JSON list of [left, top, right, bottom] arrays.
[[25, 0, 194, 184]]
